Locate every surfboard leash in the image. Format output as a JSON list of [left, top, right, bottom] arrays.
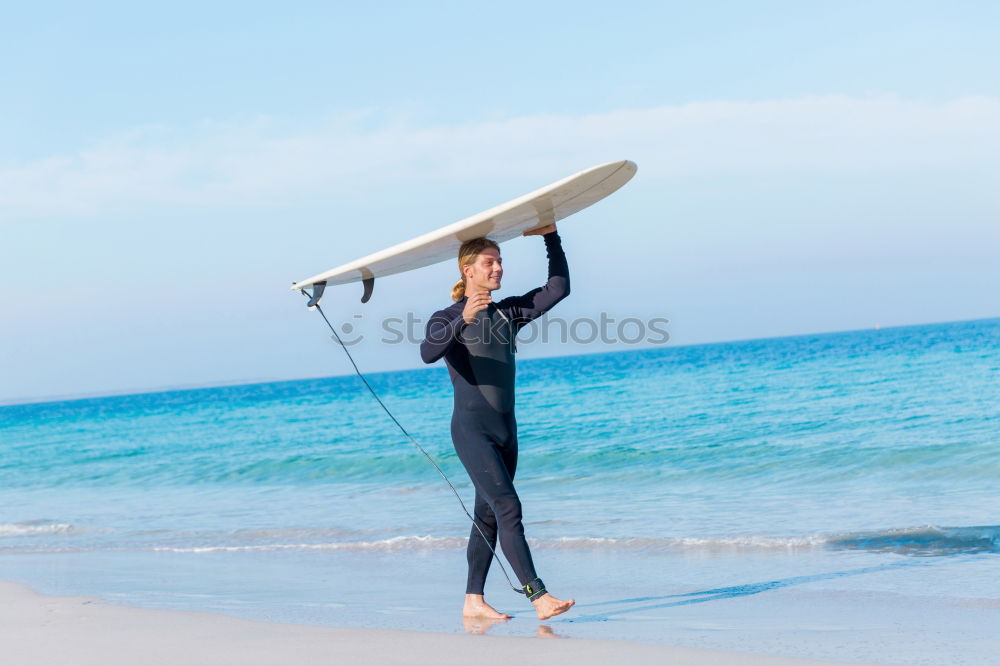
[[300, 290, 524, 597]]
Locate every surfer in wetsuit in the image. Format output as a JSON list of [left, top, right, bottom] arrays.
[[420, 223, 575, 621]]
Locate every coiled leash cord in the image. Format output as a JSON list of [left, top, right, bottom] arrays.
[[301, 291, 523, 596]]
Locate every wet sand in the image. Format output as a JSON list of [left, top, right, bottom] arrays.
[[0, 579, 860, 665]]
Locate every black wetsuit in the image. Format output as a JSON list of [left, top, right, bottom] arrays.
[[420, 231, 569, 596]]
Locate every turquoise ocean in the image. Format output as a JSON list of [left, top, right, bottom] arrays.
[[2, 318, 998, 664]]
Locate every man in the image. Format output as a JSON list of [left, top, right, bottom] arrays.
[[420, 223, 575, 621]]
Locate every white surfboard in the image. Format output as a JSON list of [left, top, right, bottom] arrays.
[[292, 159, 637, 303]]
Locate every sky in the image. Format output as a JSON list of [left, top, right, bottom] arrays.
[[2, 1, 998, 403]]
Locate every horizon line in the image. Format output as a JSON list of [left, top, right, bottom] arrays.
[[2, 314, 996, 408]]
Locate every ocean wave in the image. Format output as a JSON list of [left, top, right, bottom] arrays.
[[9, 437, 994, 489], [145, 525, 1000, 556], [5, 524, 997, 558], [152, 535, 468, 553], [0, 521, 82, 537], [538, 535, 830, 550], [548, 527, 1000, 556], [826, 525, 1000, 556], [150, 535, 825, 554]]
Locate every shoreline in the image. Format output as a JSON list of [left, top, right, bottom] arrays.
[[0, 579, 863, 666]]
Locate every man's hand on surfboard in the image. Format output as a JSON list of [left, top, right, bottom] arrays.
[[462, 292, 492, 324], [523, 223, 557, 237]]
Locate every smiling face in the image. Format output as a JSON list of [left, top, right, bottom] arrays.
[[462, 247, 503, 293]]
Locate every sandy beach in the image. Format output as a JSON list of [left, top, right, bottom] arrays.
[[0, 580, 863, 666]]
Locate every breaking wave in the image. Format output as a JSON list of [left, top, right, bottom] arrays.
[[144, 525, 1000, 557], [0, 521, 82, 537]]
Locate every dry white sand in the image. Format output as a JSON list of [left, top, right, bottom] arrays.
[[0, 580, 866, 665]]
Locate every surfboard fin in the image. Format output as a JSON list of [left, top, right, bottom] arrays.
[[304, 281, 327, 309], [360, 271, 375, 304]]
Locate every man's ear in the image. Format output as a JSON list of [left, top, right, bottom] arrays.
[[462, 263, 474, 280]]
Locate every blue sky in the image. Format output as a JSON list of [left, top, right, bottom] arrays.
[[2, 1, 998, 402]]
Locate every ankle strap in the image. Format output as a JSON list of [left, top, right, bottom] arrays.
[[523, 578, 547, 601]]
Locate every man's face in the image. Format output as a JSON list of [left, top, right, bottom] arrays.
[[464, 248, 503, 293]]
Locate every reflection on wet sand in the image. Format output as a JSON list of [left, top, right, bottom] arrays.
[[462, 615, 508, 635], [461, 616, 568, 639]]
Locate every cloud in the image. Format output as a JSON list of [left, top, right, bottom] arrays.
[[3, 95, 999, 219]]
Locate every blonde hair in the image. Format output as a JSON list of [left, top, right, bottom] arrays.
[[451, 237, 500, 301]]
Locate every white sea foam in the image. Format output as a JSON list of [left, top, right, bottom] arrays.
[[146, 525, 1000, 555], [544, 527, 1000, 554], [540, 535, 829, 550], [0, 522, 81, 537], [149, 534, 831, 554], [152, 535, 468, 553]]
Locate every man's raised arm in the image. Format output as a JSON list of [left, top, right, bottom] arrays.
[[507, 224, 570, 325]]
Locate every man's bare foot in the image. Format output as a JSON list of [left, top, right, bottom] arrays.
[[462, 594, 512, 620], [532, 593, 575, 620]]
